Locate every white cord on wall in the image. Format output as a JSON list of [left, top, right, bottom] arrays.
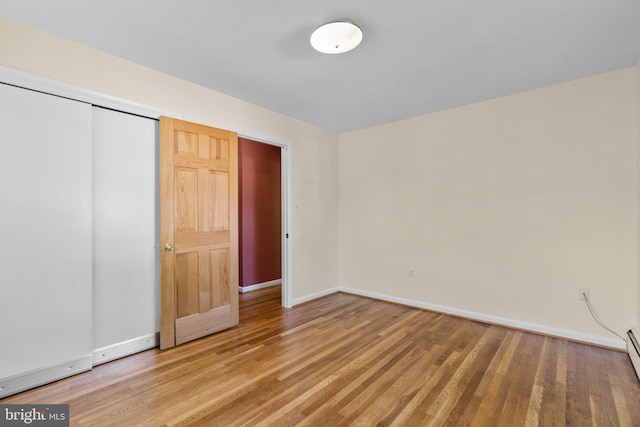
[[582, 292, 625, 341]]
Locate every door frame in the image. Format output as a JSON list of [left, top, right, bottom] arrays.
[[0, 66, 181, 121], [237, 130, 293, 308]]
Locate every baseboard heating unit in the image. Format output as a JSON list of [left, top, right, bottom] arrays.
[[628, 329, 640, 382]]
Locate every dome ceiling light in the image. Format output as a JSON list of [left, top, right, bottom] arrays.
[[310, 21, 363, 54]]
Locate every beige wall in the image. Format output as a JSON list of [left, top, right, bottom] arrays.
[[340, 68, 637, 343], [637, 57, 640, 332], [0, 16, 339, 301]]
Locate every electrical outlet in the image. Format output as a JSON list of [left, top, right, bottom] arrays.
[[408, 269, 415, 278], [578, 288, 590, 301]]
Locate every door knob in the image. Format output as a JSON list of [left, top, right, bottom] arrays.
[[163, 243, 174, 252]]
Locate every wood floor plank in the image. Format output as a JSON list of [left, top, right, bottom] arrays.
[[2, 287, 639, 426]]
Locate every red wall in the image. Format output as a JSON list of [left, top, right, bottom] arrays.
[[238, 137, 282, 287]]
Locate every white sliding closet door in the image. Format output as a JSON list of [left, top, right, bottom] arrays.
[[92, 107, 159, 359], [0, 83, 93, 380]]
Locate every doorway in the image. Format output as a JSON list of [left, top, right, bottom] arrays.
[[238, 133, 292, 308]]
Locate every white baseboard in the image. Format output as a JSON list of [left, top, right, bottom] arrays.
[[292, 287, 340, 306], [628, 328, 640, 381], [0, 355, 92, 399], [92, 332, 159, 366], [239, 279, 282, 293], [0, 334, 161, 398], [339, 287, 626, 350]]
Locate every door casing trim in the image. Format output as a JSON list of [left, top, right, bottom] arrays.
[[236, 130, 293, 308]]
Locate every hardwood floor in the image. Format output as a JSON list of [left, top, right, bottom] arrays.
[[2, 286, 639, 426]]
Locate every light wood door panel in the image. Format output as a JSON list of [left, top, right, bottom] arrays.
[[160, 117, 238, 350]]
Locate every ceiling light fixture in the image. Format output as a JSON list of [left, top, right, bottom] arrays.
[[310, 21, 363, 54]]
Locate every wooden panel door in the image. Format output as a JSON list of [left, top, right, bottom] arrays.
[[160, 117, 239, 349]]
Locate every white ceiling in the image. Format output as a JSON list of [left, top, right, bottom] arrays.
[[1, 1, 639, 133]]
